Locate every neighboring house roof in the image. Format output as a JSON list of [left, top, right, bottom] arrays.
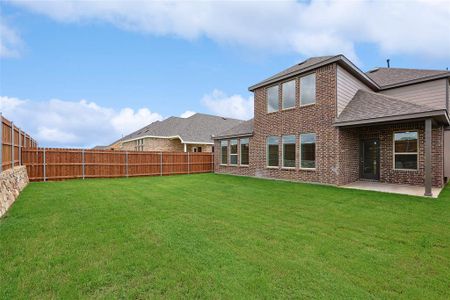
[[212, 119, 254, 139], [113, 113, 244, 145], [366, 67, 450, 89], [335, 90, 449, 127], [92, 145, 109, 150]]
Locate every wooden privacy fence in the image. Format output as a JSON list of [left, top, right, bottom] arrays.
[[22, 148, 214, 181], [1, 113, 38, 172]]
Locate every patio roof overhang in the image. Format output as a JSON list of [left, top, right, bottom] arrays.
[[333, 109, 450, 128]]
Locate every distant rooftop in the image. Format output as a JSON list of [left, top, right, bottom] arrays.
[[112, 113, 244, 145]]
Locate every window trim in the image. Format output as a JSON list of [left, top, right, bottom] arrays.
[[239, 138, 249, 166], [229, 139, 238, 166], [266, 136, 280, 168], [135, 138, 144, 151], [393, 130, 419, 171], [220, 140, 228, 166], [281, 79, 296, 111], [299, 133, 317, 170], [266, 84, 280, 114], [300, 73, 316, 107], [282, 135, 296, 169]]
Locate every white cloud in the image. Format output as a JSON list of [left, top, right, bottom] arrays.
[[0, 17, 23, 58], [202, 89, 253, 120], [7, 0, 450, 60], [180, 110, 196, 118], [0, 96, 163, 148]]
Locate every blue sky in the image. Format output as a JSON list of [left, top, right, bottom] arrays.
[[1, 1, 449, 147]]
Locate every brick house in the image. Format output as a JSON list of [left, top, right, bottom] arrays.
[[111, 113, 243, 153], [213, 55, 450, 196]]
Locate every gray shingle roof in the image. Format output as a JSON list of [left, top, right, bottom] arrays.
[[335, 90, 439, 125], [114, 113, 243, 145], [213, 119, 254, 139], [366, 67, 450, 88], [249, 56, 335, 90]]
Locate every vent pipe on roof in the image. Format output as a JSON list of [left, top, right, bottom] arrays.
[[386, 59, 390, 68]]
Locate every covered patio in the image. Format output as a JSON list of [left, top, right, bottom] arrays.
[[335, 90, 449, 197], [342, 181, 443, 198]]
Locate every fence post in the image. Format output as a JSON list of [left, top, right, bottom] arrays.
[[18, 128, 22, 165], [82, 149, 85, 179], [0, 112, 2, 173], [11, 122, 14, 169], [160, 152, 163, 176], [125, 151, 128, 178], [187, 152, 190, 174], [43, 147, 46, 182]]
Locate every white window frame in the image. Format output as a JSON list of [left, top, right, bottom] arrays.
[[266, 136, 280, 168], [135, 138, 144, 151], [229, 139, 238, 166], [282, 80, 296, 110], [300, 133, 316, 170], [282, 135, 296, 169], [220, 140, 228, 165], [240, 138, 249, 166], [393, 131, 419, 171], [266, 85, 279, 113], [300, 73, 316, 106]]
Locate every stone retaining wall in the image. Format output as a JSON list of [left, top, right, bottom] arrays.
[[0, 166, 29, 218]]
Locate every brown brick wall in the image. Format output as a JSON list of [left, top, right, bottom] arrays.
[[215, 62, 446, 188], [214, 137, 255, 177], [338, 122, 445, 187], [215, 63, 339, 184]]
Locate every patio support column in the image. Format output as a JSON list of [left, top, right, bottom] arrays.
[[424, 118, 432, 197], [183, 143, 187, 153]]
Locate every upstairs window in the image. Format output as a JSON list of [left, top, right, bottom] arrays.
[[300, 73, 316, 106], [267, 136, 279, 167], [267, 85, 279, 113], [240, 138, 249, 166], [282, 80, 296, 110], [230, 139, 238, 165], [221, 141, 228, 164], [300, 133, 316, 169], [282, 135, 296, 168], [135, 139, 144, 151], [394, 131, 418, 170]]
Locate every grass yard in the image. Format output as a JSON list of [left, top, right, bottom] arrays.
[[1, 174, 450, 299]]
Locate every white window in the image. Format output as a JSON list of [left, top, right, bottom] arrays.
[[221, 141, 228, 165], [300, 73, 316, 106], [267, 85, 279, 113], [282, 135, 296, 168], [240, 138, 249, 166], [300, 133, 316, 169], [135, 139, 144, 151], [267, 136, 279, 167], [282, 80, 296, 110], [394, 131, 418, 170], [230, 139, 238, 165]]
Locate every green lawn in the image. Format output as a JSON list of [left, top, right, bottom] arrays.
[[1, 174, 450, 299]]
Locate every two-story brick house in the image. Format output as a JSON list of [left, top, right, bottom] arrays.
[[213, 55, 450, 196]]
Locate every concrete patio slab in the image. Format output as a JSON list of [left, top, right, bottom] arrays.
[[342, 181, 442, 198]]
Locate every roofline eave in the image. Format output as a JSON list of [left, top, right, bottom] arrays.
[[211, 132, 254, 140], [333, 110, 449, 128], [248, 54, 380, 92]]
